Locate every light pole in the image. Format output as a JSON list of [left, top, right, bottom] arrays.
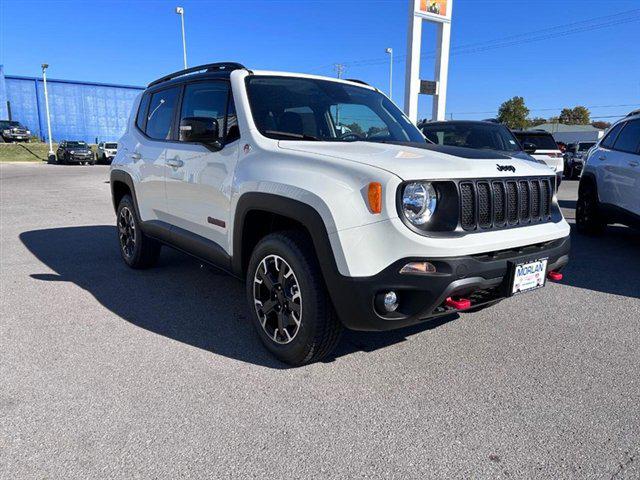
[[41, 63, 55, 163], [385, 48, 393, 101], [175, 6, 187, 69]]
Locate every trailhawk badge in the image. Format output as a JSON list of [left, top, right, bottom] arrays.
[[496, 164, 516, 172]]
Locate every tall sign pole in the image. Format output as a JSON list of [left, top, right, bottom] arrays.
[[404, 0, 453, 123]]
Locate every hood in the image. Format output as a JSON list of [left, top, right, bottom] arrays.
[[278, 141, 555, 180]]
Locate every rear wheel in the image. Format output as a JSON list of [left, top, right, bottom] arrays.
[[246, 231, 342, 366], [576, 182, 605, 234], [116, 195, 161, 268]]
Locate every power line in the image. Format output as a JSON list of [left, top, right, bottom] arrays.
[[306, 8, 640, 73]]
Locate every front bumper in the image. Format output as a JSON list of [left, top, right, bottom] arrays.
[[328, 235, 570, 331], [69, 154, 92, 162]]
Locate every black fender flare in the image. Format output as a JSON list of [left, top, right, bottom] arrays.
[[110, 169, 140, 216], [231, 192, 341, 283], [578, 171, 598, 198]]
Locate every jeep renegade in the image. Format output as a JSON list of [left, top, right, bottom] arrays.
[[110, 63, 570, 365]]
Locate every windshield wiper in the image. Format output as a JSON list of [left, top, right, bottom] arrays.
[[264, 130, 320, 141]]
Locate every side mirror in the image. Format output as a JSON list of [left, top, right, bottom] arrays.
[[179, 116, 222, 148], [522, 142, 537, 154]]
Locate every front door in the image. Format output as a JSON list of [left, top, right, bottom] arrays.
[[164, 81, 240, 252]]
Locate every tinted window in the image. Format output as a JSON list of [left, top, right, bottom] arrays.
[[146, 87, 180, 140], [513, 133, 558, 150], [578, 142, 595, 151], [179, 82, 228, 142], [105, 143, 117, 149], [600, 122, 625, 149], [422, 123, 521, 152], [136, 93, 151, 132], [246, 76, 424, 143], [612, 120, 640, 154]]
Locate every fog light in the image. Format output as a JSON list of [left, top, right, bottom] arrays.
[[383, 291, 398, 312], [400, 261, 437, 275]]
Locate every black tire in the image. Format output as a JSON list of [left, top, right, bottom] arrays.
[[576, 181, 605, 234], [246, 231, 343, 366], [116, 195, 161, 269]]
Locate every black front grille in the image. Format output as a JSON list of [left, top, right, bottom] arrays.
[[459, 177, 554, 231]]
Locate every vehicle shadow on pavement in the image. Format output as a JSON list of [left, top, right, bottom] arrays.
[[20, 226, 454, 368], [562, 224, 640, 299]]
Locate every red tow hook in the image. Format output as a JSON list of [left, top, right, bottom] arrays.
[[445, 297, 472, 310], [547, 270, 563, 281]]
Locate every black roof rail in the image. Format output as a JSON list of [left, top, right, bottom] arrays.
[[626, 109, 640, 117], [345, 78, 370, 86], [148, 62, 246, 88]]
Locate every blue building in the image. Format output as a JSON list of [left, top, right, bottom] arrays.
[[0, 65, 144, 143]]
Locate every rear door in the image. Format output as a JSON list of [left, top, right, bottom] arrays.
[[164, 80, 240, 251], [131, 87, 180, 222], [609, 119, 640, 215]]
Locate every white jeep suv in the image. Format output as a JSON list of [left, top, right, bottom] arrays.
[[577, 111, 640, 233], [110, 63, 570, 365]]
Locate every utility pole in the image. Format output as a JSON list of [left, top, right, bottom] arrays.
[[41, 64, 55, 163], [385, 48, 393, 101], [175, 6, 187, 69]]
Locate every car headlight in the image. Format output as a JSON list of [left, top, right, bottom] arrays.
[[70, 150, 75, 154], [401, 181, 437, 225], [26, 130, 31, 135]]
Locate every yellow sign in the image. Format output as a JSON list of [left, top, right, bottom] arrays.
[[420, 0, 448, 17]]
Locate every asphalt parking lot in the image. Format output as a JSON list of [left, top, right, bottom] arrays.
[[1, 163, 639, 479]]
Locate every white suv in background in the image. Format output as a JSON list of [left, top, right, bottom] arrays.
[[577, 111, 640, 233], [110, 62, 570, 365], [512, 130, 564, 182], [96, 142, 118, 164]]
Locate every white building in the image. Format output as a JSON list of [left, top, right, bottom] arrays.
[[527, 123, 604, 144]]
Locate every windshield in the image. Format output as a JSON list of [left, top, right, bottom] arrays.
[[105, 143, 118, 149], [421, 122, 521, 152], [246, 76, 425, 143], [578, 142, 595, 151], [66, 141, 87, 148], [513, 133, 558, 150]]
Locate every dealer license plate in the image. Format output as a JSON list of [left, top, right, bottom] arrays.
[[511, 259, 548, 295]]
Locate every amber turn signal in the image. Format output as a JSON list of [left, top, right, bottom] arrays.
[[368, 182, 382, 214]]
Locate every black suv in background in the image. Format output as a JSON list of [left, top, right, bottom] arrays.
[[0, 120, 31, 142], [420, 120, 543, 162], [56, 141, 95, 165]]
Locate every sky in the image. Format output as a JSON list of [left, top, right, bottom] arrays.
[[1, 0, 639, 121]]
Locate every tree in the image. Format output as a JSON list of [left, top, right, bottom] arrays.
[[591, 121, 611, 130], [497, 97, 530, 130], [559, 106, 590, 125]]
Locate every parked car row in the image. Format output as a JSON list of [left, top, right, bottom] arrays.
[[53, 141, 118, 165]]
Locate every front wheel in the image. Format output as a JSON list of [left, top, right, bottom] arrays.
[[246, 231, 343, 366], [576, 182, 605, 234], [116, 195, 161, 268]]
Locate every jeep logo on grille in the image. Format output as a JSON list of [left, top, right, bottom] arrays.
[[496, 164, 516, 173]]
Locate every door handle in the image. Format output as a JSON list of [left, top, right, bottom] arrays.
[[166, 157, 184, 168], [598, 155, 607, 161], [629, 161, 639, 167], [128, 152, 142, 161]]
